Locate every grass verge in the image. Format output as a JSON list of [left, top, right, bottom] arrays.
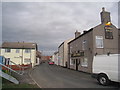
[[2, 78, 39, 88]]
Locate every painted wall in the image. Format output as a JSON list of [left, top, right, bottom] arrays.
[[93, 24, 119, 55], [68, 23, 119, 73], [68, 31, 93, 73], [51, 55, 55, 62], [63, 39, 74, 67], [0, 48, 36, 67], [58, 38, 73, 67], [54, 52, 59, 65], [58, 44, 64, 66]]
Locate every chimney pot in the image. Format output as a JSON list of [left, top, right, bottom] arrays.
[[75, 30, 81, 38]]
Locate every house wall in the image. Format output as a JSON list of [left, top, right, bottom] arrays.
[[51, 55, 54, 62], [93, 24, 118, 55], [58, 43, 64, 66], [118, 29, 120, 53], [58, 39, 73, 67], [68, 31, 93, 73], [68, 23, 119, 73], [63, 39, 74, 67], [54, 52, 58, 65], [1, 48, 36, 67]]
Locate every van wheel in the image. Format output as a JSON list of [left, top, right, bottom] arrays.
[[97, 74, 110, 86]]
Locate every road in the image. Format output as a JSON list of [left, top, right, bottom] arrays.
[[30, 62, 119, 88]]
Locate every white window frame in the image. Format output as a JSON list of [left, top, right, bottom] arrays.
[[24, 58, 31, 63], [5, 49, 11, 53], [16, 49, 20, 53], [70, 59, 73, 65], [81, 58, 88, 67], [96, 36, 104, 48], [82, 40, 87, 50], [25, 49, 30, 53]]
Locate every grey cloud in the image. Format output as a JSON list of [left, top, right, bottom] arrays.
[[2, 2, 118, 55]]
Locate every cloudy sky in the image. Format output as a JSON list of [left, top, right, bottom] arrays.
[[2, 1, 118, 55]]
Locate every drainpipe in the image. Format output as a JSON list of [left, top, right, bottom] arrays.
[[22, 48, 24, 66], [0, 47, 1, 56], [30, 49, 32, 67]]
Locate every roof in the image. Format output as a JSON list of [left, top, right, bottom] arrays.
[[2, 42, 37, 49], [58, 42, 64, 48], [68, 28, 93, 44], [36, 51, 42, 57]]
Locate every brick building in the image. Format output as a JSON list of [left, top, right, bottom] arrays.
[[68, 7, 119, 73]]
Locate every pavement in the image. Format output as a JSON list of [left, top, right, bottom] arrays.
[[12, 69, 36, 85], [30, 62, 119, 88]]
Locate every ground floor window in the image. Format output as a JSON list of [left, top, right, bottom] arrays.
[[70, 59, 75, 65], [81, 58, 88, 67], [24, 58, 31, 63], [70, 59, 73, 65]]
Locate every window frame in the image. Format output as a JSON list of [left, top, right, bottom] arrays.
[[16, 49, 20, 53], [5, 49, 11, 53], [82, 40, 87, 50], [25, 49, 31, 53], [96, 36, 104, 48], [81, 58, 88, 67]]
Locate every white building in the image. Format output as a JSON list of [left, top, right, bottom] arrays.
[[58, 38, 74, 67], [51, 54, 55, 62], [54, 52, 58, 65], [0, 42, 37, 67]]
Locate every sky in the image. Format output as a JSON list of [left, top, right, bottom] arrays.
[[1, 1, 119, 55]]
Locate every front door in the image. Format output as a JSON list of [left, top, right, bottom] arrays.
[[76, 59, 79, 71]]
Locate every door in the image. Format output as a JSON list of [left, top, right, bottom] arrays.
[[76, 59, 79, 71]]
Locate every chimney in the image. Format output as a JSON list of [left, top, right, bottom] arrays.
[[75, 30, 81, 38], [100, 7, 111, 24], [83, 30, 87, 34]]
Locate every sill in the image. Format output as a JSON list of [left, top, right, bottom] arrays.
[[81, 65, 88, 68]]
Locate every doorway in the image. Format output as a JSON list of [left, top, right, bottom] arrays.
[[75, 59, 79, 71]]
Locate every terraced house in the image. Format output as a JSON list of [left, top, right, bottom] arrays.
[[0, 42, 38, 68], [58, 38, 74, 67], [68, 7, 119, 73]]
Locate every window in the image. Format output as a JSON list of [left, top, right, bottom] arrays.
[[96, 36, 104, 48], [73, 59, 75, 64], [82, 40, 87, 50], [104, 26, 113, 39], [25, 49, 30, 53], [81, 58, 88, 67], [5, 49, 11, 53], [24, 58, 31, 63], [70, 59, 73, 65], [16, 49, 20, 53], [70, 59, 75, 65]]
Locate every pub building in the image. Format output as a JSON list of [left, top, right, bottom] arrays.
[[68, 7, 119, 73]]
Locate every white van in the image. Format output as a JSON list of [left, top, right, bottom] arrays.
[[92, 54, 120, 85]]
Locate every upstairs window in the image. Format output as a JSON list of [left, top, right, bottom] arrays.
[[5, 49, 11, 53], [16, 49, 20, 53], [82, 40, 87, 50], [96, 36, 104, 48], [25, 49, 30, 53]]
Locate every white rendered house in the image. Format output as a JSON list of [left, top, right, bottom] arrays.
[[0, 42, 37, 67]]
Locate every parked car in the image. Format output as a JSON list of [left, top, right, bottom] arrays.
[[92, 54, 120, 86], [48, 61, 54, 65]]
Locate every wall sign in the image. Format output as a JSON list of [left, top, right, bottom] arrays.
[[104, 25, 113, 39]]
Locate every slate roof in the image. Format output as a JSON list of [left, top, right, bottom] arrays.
[[2, 42, 37, 49]]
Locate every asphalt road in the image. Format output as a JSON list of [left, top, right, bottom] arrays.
[[30, 62, 119, 88]]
